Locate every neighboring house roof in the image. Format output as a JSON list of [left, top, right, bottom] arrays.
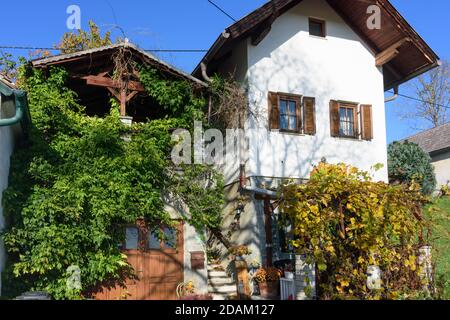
[[32, 42, 207, 87], [193, 0, 440, 91], [403, 122, 450, 155]]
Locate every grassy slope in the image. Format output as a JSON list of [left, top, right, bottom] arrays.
[[425, 196, 450, 299]]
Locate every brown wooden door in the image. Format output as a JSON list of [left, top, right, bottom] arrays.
[[95, 222, 184, 300]]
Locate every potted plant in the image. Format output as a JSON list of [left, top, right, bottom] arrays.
[[253, 267, 282, 299], [228, 245, 252, 260]]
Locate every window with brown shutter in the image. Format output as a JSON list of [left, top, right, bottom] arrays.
[[360, 104, 373, 140], [330, 100, 340, 137], [268, 92, 311, 134], [268, 91, 279, 130], [303, 97, 316, 135]]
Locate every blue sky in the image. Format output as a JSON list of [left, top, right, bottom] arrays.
[[0, 0, 448, 143]]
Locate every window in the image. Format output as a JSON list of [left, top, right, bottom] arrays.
[[280, 98, 298, 131], [330, 101, 373, 140], [339, 105, 356, 137], [125, 227, 139, 250], [268, 92, 316, 135], [309, 18, 326, 38]]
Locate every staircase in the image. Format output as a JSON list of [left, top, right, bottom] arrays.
[[207, 265, 237, 300]]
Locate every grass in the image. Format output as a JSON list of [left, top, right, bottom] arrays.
[[425, 195, 450, 299]]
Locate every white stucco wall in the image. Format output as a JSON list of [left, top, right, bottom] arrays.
[[431, 150, 450, 189], [0, 95, 17, 296], [241, 0, 388, 182]]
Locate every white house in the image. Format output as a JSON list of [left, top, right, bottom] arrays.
[[0, 76, 30, 296], [193, 0, 440, 282]]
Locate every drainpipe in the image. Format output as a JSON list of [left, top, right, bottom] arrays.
[[385, 85, 399, 103], [0, 90, 27, 127]]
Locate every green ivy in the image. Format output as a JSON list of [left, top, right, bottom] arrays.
[[388, 141, 436, 195], [1, 64, 224, 299]]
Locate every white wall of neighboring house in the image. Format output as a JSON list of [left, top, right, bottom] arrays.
[[244, 0, 388, 182], [431, 150, 450, 189], [0, 94, 17, 296]]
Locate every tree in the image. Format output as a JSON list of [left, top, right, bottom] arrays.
[[0, 51, 17, 80], [58, 20, 113, 54], [388, 141, 436, 195], [280, 163, 429, 300], [401, 60, 449, 129]]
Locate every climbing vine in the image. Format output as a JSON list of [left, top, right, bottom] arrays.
[[1, 61, 224, 299], [280, 163, 431, 300]]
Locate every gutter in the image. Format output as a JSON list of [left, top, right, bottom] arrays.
[[385, 85, 399, 103], [192, 31, 231, 76], [239, 164, 278, 198], [0, 81, 30, 129]]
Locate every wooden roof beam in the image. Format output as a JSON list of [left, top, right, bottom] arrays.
[[376, 37, 411, 67]]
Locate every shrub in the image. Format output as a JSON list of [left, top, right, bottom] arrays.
[[388, 141, 436, 195], [280, 163, 429, 299], [253, 267, 282, 283]]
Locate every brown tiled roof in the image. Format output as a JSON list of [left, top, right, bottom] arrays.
[[404, 122, 450, 154], [193, 0, 440, 91]]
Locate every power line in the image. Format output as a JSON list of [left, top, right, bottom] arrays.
[[388, 90, 450, 110], [207, 0, 237, 22], [0, 45, 207, 53]]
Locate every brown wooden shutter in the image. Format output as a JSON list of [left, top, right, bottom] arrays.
[[360, 104, 373, 140], [303, 97, 316, 135], [330, 100, 340, 137], [268, 92, 279, 130], [296, 96, 303, 132]]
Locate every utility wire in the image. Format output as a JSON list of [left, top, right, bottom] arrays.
[[207, 0, 237, 22], [0, 45, 207, 53], [388, 90, 450, 110]]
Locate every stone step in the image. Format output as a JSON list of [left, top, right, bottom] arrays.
[[207, 271, 229, 278], [207, 265, 226, 271], [208, 277, 235, 285], [208, 284, 237, 294], [211, 294, 232, 301]]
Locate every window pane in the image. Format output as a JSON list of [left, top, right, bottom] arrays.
[[289, 116, 297, 130], [280, 100, 287, 115], [280, 114, 288, 130], [148, 231, 161, 249], [289, 101, 296, 115], [309, 20, 324, 37], [125, 227, 139, 250], [163, 227, 177, 249]]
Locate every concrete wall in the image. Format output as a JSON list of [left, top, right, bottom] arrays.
[[164, 200, 208, 294], [431, 150, 450, 189], [0, 94, 17, 295]]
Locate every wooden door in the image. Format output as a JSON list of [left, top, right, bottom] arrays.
[[95, 222, 184, 300]]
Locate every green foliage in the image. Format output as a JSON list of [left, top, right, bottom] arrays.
[[388, 141, 436, 195], [425, 196, 450, 299], [0, 51, 17, 79], [2, 64, 224, 299], [280, 163, 429, 300]]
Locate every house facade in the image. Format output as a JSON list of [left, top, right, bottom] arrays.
[[0, 76, 30, 295], [194, 0, 440, 274], [30, 43, 210, 300], [404, 122, 450, 191]]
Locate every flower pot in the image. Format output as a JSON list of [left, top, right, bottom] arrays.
[[258, 281, 280, 299]]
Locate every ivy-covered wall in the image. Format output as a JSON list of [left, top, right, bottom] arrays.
[[1, 63, 224, 299]]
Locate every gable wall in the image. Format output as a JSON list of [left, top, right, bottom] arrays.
[[244, 0, 388, 182]]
